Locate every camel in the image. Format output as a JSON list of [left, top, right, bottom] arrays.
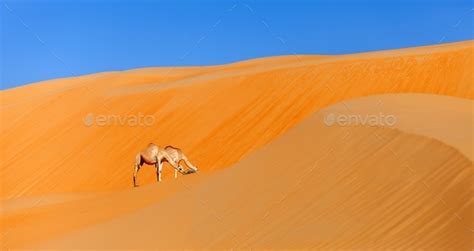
[[133, 143, 198, 187]]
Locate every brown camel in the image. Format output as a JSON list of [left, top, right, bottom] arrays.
[[133, 143, 198, 187]]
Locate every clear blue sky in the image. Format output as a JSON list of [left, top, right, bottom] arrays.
[[1, 0, 472, 89]]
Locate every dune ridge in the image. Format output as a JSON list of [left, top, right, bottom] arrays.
[[319, 94, 473, 160]]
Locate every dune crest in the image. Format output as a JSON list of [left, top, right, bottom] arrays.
[[319, 93, 473, 160]]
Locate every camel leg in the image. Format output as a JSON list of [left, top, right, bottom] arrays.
[[133, 164, 141, 187], [174, 168, 178, 179], [156, 158, 163, 182]]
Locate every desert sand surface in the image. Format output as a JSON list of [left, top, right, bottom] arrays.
[[1, 40, 472, 198], [27, 94, 474, 249], [1, 40, 473, 249], [319, 94, 473, 160]]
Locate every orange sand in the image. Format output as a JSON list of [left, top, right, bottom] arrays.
[[1, 40, 473, 249]]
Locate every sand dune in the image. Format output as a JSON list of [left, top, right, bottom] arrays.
[[1, 41, 473, 249], [23, 94, 473, 249], [1, 41, 472, 201], [318, 94, 473, 160], [1, 93, 472, 249]]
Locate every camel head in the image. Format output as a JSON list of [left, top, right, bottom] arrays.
[[189, 166, 198, 173]]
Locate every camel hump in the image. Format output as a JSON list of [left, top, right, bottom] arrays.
[[147, 143, 160, 151], [165, 145, 181, 151]]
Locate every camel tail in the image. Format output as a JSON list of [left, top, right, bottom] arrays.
[[136, 153, 144, 165]]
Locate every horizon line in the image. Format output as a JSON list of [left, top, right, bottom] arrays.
[[2, 39, 472, 91]]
